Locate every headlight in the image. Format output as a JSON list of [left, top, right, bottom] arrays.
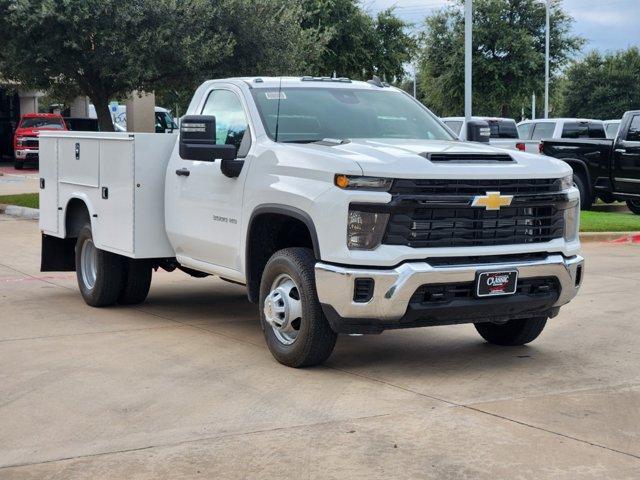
[[335, 174, 393, 191], [564, 201, 580, 242], [16, 137, 25, 147], [559, 174, 574, 191], [347, 210, 389, 250]]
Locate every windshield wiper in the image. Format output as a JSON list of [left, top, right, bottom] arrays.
[[282, 138, 350, 146]]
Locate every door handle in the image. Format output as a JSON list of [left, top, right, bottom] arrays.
[[175, 168, 190, 177], [615, 148, 626, 153]]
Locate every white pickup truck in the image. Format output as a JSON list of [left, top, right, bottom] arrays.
[[39, 76, 584, 367], [441, 116, 541, 154]]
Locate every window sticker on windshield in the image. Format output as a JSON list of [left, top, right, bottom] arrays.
[[265, 91, 286, 100]]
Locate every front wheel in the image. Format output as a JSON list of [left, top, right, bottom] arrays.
[[259, 247, 337, 367], [75, 223, 124, 307], [626, 199, 640, 215], [474, 317, 547, 346], [14, 161, 23, 170]]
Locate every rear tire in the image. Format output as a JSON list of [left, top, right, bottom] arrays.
[[626, 199, 640, 215], [118, 259, 152, 305], [474, 317, 547, 346], [259, 247, 337, 367], [573, 174, 592, 210], [75, 223, 124, 307]]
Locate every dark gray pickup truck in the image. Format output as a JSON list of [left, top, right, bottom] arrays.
[[542, 110, 640, 214]]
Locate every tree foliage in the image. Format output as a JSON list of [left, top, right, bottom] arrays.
[[302, 0, 415, 81], [559, 48, 640, 119], [417, 0, 583, 117], [0, 0, 322, 130]]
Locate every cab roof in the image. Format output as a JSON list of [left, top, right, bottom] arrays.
[[211, 76, 394, 91]]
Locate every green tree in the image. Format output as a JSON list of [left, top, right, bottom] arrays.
[[417, 0, 583, 117], [0, 0, 322, 130], [0, 0, 233, 130], [560, 48, 640, 119], [302, 0, 415, 81]]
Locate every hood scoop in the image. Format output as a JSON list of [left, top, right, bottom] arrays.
[[420, 152, 514, 163]]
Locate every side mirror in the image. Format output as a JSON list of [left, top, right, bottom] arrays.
[[179, 115, 237, 161], [466, 119, 491, 143]]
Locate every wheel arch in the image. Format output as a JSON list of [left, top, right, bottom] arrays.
[[63, 195, 95, 238], [245, 204, 320, 303]]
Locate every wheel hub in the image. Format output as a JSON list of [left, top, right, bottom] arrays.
[[263, 274, 302, 346]]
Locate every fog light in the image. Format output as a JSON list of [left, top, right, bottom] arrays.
[[347, 210, 389, 250]]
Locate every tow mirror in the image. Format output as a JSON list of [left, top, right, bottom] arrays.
[[466, 119, 491, 143], [179, 115, 236, 161]]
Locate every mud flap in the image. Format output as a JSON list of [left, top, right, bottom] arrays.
[[41, 234, 76, 272]]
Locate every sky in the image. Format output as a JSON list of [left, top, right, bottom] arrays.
[[365, 0, 640, 53]]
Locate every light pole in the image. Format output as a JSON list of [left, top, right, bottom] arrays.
[[464, 0, 472, 122], [544, 0, 550, 118]]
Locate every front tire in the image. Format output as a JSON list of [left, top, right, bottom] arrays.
[[75, 223, 124, 307], [14, 161, 23, 170], [259, 247, 337, 367], [474, 317, 547, 346], [626, 199, 640, 215]]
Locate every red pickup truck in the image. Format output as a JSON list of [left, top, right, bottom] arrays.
[[13, 113, 67, 170]]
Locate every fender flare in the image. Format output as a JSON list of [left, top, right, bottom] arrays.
[[246, 203, 321, 260], [560, 158, 592, 194]]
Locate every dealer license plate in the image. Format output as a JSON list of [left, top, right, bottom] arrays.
[[476, 270, 518, 297]]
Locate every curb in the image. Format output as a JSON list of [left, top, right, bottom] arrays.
[[579, 231, 640, 243], [0, 203, 39, 220]]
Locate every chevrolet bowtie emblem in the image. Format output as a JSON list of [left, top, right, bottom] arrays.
[[472, 191, 513, 210]]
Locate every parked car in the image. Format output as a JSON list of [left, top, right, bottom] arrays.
[[13, 113, 67, 169], [39, 76, 583, 367], [604, 119, 621, 139], [541, 110, 640, 213], [517, 118, 606, 143], [441, 116, 539, 153]]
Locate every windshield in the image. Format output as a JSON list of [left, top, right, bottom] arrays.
[[251, 87, 455, 143], [20, 117, 64, 129]]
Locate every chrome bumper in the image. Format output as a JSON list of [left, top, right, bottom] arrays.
[[315, 254, 584, 320], [15, 148, 38, 159]]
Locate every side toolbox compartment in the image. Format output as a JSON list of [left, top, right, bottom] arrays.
[[38, 136, 59, 235]]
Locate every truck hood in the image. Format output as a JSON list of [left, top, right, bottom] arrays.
[[287, 138, 571, 179], [15, 127, 64, 137]]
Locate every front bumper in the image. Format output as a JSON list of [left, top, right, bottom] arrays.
[[15, 149, 39, 161], [315, 254, 584, 334]]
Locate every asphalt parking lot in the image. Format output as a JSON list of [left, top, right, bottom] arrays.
[[1, 215, 639, 479]]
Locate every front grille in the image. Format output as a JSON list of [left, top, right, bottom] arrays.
[[384, 205, 564, 248], [390, 178, 562, 196], [411, 277, 560, 306], [22, 138, 39, 148]]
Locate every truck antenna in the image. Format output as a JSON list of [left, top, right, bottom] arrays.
[[274, 76, 283, 142]]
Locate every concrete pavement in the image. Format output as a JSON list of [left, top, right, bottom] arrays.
[[0, 215, 639, 479], [0, 163, 39, 195]]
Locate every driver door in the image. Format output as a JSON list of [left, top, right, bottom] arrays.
[[168, 87, 252, 273]]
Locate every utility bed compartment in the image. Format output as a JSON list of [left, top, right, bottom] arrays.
[[39, 131, 177, 259]]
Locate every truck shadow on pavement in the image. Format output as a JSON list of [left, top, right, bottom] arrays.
[[139, 282, 559, 377]]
